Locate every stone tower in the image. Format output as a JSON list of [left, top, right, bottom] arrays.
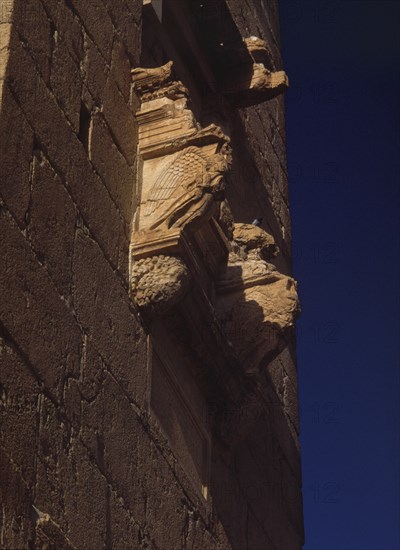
[[0, 0, 303, 548]]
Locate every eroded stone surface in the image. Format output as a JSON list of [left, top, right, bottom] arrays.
[[130, 60, 232, 316], [217, 223, 300, 373], [0, 0, 303, 548], [131, 254, 191, 316], [223, 36, 289, 107]]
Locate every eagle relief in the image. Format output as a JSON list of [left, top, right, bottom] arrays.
[[130, 62, 232, 315]]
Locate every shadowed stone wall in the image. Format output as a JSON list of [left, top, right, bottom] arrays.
[[0, 1, 303, 548]]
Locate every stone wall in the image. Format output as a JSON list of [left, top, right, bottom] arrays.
[[0, 1, 303, 548]]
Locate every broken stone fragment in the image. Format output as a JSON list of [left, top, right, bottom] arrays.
[[233, 222, 279, 261], [222, 36, 289, 107]]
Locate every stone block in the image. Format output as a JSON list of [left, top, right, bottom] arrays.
[[279, 454, 304, 544], [34, 396, 71, 531], [150, 353, 209, 497], [138, 439, 188, 549], [0, 84, 33, 226], [28, 152, 77, 298], [13, 0, 52, 82], [108, 489, 142, 550], [5, 34, 72, 172], [185, 522, 220, 550], [35, 397, 109, 548], [73, 229, 147, 405], [210, 455, 247, 550], [0, 335, 40, 486], [79, 336, 104, 402], [274, 190, 292, 244], [277, 345, 298, 387], [65, 135, 122, 269], [69, 0, 114, 63], [268, 395, 302, 482], [80, 372, 147, 525], [62, 442, 108, 549], [284, 374, 300, 434], [102, 1, 141, 62], [246, 509, 276, 550], [265, 353, 285, 402], [5, 37, 124, 268], [102, 75, 138, 165], [0, 208, 82, 399], [82, 31, 137, 164], [90, 112, 136, 223], [50, 39, 82, 132], [39, 0, 84, 64], [232, 441, 287, 549]]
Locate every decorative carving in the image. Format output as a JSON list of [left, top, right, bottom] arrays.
[[131, 62, 231, 315], [141, 143, 229, 233], [223, 36, 289, 107], [130, 255, 191, 316], [216, 223, 300, 373], [232, 222, 279, 261], [245, 36, 273, 67]]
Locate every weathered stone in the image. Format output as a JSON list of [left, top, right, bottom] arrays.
[[80, 372, 147, 526], [0, 448, 35, 547], [29, 152, 77, 297], [0, 23, 13, 79], [131, 254, 192, 316], [233, 222, 279, 260], [130, 61, 232, 315], [69, 0, 114, 63], [110, 37, 132, 101], [216, 226, 300, 373], [73, 229, 147, 406], [50, 40, 82, 132], [0, 85, 33, 226], [222, 36, 289, 108], [39, 0, 84, 64], [89, 112, 136, 222], [104, 3, 142, 62], [0, 208, 82, 398], [102, 75, 138, 165], [13, 0, 52, 82], [0, 0, 303, 548], [4, 37, 125, 269], [0, 336, 40, 486]]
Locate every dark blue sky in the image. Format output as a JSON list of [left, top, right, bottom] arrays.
[[280, 1, 399, 549]]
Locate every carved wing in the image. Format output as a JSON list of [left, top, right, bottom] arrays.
[[143, 146, 207, 217]]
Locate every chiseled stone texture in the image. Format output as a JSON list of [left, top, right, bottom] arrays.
[[0, 1, 303, 549]]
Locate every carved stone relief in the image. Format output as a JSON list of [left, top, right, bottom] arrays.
[[131, 255, 191, 316], [130, 58, 298, 378], [216, 223, 300, 373], [223, 36, 289, 107]]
